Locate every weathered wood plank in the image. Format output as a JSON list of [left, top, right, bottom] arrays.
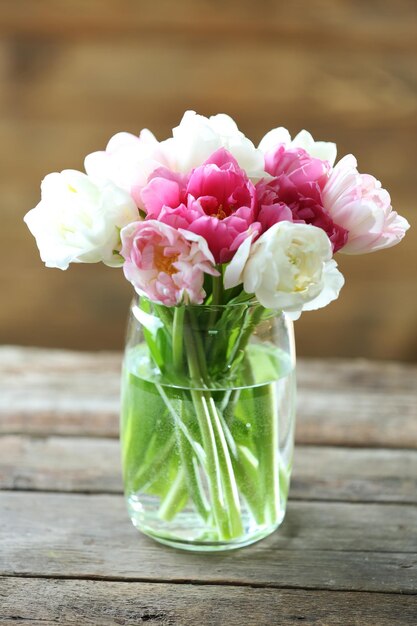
[[0, 0, 415, 52], [1, 492, 416, 592], [1, 435, 416, 504], [0, 348, 121, 437], [1, 40, 416, 128], [291, 446, 417, 503], [296, 359, 417, 447], [0, 577, 416, 626], [0, 436, 122, 493], [1, 348, 416, 447]]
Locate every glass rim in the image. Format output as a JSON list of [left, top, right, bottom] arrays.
[[133, 293, 266, 310]]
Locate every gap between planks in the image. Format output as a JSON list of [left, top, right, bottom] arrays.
[[1, 348, 416, 447], [1, 435, 416, 504], [1, 487, 417, 509], [1, 576, 416, 626], [1, 572, 417, 595], [1, 492, 416, 593]]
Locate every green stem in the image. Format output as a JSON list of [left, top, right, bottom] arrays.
[[211, 271, 223, 306], [153, 303, 174, 329], [226, 304, 265, 372], [155, 383, 205, 465], [218, 411, 239, 458], [222, 388, 241, 423], [257, 382, 280, 526], [176, 402, 210, 522], [205, 392, 243, 537], [221, 353, 253, 425], [157, 467, 188, 521], [206, 272, 223, 359], [232, 444, 266, 525], [177, 428, 211, 522], [156, 382, 211, 522], [187, 310, 209, 383], [172, 306, 185, 372], [222, 358, 271, 526], [186, 324, 244, 540], [189, 387, 230, 537], [130, 433, 176, 492]]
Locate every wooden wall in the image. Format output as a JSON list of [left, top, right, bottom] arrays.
[[1, 0, 416, 360]]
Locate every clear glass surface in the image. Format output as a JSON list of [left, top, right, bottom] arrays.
[[120, 297, 296, 551]]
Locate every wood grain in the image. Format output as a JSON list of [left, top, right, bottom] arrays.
[[1, 348, 416, 447], [1, 576, 416, 626], [1, 491, 416, 593], [1, 435, 416, 505], [1, 0, 416, 51], [296, 359, 417, 447], [2, 41, 416, 128], [291, 446, 417, 503], [1, 348, 416, 620], [0, 435, 122, 493], [0, 347, 121, 437]]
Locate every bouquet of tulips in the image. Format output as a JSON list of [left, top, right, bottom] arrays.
[[24, 111, 409, 545], [25, 110, 408, 313]]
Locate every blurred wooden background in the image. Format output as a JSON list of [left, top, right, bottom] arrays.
[[0, 0, 416, 360]]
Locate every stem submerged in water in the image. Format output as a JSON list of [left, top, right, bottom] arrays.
[[123, 297, 290, 545], [157, 467, 188, 521], [185, 322, 244, 540], [172, 306, 185, 373], [258, 382, 280, 525]]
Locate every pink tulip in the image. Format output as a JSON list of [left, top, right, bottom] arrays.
[[140, 149, 260, 263], [322, 155, 410, 254], [140, 168, 188, 218], [120, 220, 218, 306], [264, 144, 330, 187], [256, 146, 348, 252]]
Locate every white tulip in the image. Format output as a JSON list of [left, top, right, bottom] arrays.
[[157, 111, 267, 179], [24, 170, 139, 270], [84, 112, 267, 204], [258, 127, 337, 166], [85, 129, 166, 198], [224, 221, 344, 317]]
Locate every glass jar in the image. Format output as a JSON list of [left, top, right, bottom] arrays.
[[120, 296, 296, 551]]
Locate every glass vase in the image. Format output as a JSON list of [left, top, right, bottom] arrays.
[[120, 296, 296, 552]]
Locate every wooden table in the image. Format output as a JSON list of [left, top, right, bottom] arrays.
[[1, 347, 416, 625]]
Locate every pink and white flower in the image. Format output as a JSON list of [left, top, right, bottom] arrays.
[[85, 112, 267, 209], [255, 146, 348, 252], [322, 155, 410, 254], [259, 127, 337, 166], [162, 111, 266, 179], [263, 144, 330, 185], [24, 111, 410, 314], [141, 148, 261, 263], [120, 220, 219, 306]]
